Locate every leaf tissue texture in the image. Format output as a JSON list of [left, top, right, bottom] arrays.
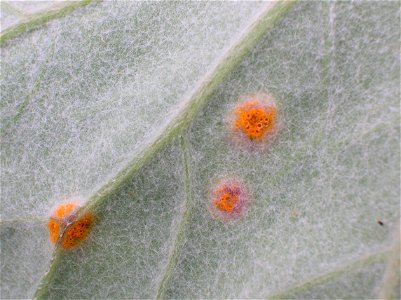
[[164, 3, 400, 298], [0, 1, 400, 299], [0, 1, 267, 298]]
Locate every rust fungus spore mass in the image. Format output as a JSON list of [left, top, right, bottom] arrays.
[[61, 213, 95, 250], [48, 202, 94, 250], [48, 202, 77, 244], [233, 95, 277, 143], [210, 179, 250, 221]]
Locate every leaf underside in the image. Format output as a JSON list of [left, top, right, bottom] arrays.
[[1, 1, 400, 299]]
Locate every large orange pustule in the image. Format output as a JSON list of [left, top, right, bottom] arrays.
[[61, 213, 95, 250], [234, 100, 277, 142], [48, 202, 94, 250]]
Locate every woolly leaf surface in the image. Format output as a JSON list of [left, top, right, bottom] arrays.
[[0, 1, 399, 299]]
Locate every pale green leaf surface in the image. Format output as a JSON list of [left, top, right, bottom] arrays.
[[1, 220, 52, 298], [378, 232, 401, 300], [277, 259, 387, 299], [1, 4, 21, 32], [7, 1, 57, 15], [0, 1, 84, 36], [1, 1, 400, 299]]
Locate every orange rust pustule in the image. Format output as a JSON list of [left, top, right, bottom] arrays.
[[48, 202, 77, 244], [234, 100, 277, 141], [214, 193, 239, 213], [61, 213, 94, 250], [48, 219, 61, 244], [53, 202, 76, 219], [48, 202, 94, 250], [210, 179, 249, 220]]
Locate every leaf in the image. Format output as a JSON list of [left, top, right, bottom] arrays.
[[1, 1, 399, 299]]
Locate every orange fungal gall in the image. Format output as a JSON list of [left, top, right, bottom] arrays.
[[48, 202, 94, 250], [209, 179, 250, 221], [233, 95, 278, 143]]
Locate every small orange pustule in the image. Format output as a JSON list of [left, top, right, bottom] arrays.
[[234, 99, 277, 141], [48, 202, 77, 244], [48, 219, 61, 244], [214, 193, 239, 213], [48, 202, 94, 250], [210, 179, 249, 220]]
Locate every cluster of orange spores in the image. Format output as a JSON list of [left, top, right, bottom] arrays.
[[234, 99, 277, 141], [210, 180, 249, 220], [48, 202, 94, 250]]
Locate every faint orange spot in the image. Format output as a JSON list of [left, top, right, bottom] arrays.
[[53, 202, 76, 219], [210, 179, 250, 221], [234, 98, 277, 142], [48, 219, 60, 244], [48, 202, 94, 250]]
